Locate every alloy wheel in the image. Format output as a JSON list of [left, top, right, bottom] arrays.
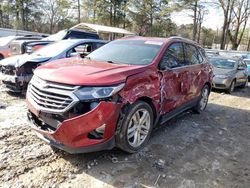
[[127, 108, 151, 148], [199, 87, 209, 111]]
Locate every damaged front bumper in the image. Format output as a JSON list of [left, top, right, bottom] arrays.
[[0, 72, 32, 92], [27, 100, 122, 154]]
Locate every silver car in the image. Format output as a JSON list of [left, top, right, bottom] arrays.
[[210, 57, 248, 93]]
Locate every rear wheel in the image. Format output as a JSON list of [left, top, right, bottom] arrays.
[[227, 80, 235, 94], [116, 101, 154, 153], [193, 85, 210, 114]]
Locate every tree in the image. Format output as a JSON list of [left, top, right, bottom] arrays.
[[228, 0, 250, 50], [218, 0, 235, 49], [129, 0, 170, 36], [41, 0, 73, 33]]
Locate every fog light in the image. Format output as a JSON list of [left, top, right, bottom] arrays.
[[95, 124, 106, 134]]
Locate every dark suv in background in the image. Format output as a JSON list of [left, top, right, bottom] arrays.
[[26, 36, 213, 154]]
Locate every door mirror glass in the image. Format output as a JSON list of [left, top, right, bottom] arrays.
[[238, 66, 245, 70], [69, 52, 79, 57]]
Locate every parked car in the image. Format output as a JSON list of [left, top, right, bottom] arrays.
[[243, 59, 250, 81], [0, 39, 107, 92], [9, 23, 134, 56], [9, 29, 99, 56], [205, 49, 220, 58], [0, 35, 46, 60], [26, 36, 213, 154], [210, 57, 248, 93]]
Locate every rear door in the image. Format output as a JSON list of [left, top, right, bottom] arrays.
[[159, 42, 188, 114]]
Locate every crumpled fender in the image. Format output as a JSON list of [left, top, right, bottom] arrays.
[[119, 67, 161, 112]]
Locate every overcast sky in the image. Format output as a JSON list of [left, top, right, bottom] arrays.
[[171, 2, 224, 30]]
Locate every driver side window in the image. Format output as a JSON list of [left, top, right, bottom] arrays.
[[160, 42, 185, 69], [67, 43, 93, 57]]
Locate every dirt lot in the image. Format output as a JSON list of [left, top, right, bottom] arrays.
[[0, 84, 250, 188]]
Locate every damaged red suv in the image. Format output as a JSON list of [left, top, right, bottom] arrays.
[[26, 36, 213, 154]]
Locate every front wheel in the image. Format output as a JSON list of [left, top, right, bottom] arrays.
[[193, 85, 210, 114], [116, 101, 154, 153], [227, 80, 235, 94]]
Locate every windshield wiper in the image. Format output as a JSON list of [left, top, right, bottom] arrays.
[[107, 60, 115, 64]]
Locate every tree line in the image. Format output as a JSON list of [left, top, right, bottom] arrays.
[[0, 0, 250, 50]]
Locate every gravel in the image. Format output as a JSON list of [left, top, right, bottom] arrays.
[[0, 84, 250, 187]]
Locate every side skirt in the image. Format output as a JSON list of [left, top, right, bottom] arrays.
[[159, 97, 199, 125]]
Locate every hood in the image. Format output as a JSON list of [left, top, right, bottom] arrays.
[[34, 57, 147, 86], [0, 54, 51, 67], [212, 67, 236, 75]]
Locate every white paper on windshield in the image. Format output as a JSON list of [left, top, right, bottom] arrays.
[[144, 41, 163, 45]]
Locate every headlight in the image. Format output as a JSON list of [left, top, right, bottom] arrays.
[[215, 74, 232, 79], [74, 83, 125, 100]]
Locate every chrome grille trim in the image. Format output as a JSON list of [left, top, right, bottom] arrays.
[[27, 76, 79, 114]]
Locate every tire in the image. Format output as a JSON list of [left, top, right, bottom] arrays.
[[0, 55, 4, 61], [227, 80, 235, 94], [115, 101, 154, 153], [192, 85, 210, 114]]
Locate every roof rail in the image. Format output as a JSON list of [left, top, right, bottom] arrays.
[[169, 36, 198, 44]]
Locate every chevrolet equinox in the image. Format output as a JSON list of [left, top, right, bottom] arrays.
[[26, 36, 213, 154]]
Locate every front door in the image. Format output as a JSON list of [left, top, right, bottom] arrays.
[[159, 42, 188, 114], [235, 60, 248, 86]]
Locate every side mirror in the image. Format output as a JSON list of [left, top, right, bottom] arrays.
[[69, 52, 79, 58], [237, 66, 245, 70], [159, 63, 171, 71]]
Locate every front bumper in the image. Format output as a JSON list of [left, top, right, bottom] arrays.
[[27, 99, 122, 153], [0, 72, 32, 91], [212, 77, 233, 89]]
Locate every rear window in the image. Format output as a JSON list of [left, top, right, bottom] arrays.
[[87, 40, 163, 65]]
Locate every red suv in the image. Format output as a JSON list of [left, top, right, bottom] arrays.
[[26, 37, 213, 154]]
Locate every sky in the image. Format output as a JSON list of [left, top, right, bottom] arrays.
[[171, 3, 224, 30]]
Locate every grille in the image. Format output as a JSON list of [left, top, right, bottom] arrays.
[[28, 76, 79, 113], [215, 84, 226, 88]]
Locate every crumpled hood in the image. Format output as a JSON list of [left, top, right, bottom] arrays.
[[213, 67, 236, 75], [34, 57, 147, 86], [0, 54, 51, 67]]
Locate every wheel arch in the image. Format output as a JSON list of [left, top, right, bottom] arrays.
[[204, 82, 212, 93], [136, 96, 157, 124]]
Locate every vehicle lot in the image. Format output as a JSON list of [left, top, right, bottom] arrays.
[[0, 85, 250, 188]]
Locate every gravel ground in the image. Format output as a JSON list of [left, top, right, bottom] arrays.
[[0, 84, 250, 188]]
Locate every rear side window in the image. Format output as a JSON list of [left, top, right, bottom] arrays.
[[184, 44, 201, 65], [160, 42, 185, 69]]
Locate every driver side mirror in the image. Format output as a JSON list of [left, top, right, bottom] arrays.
[[68, 52, 79, 58], [237, 66, 245, 70], [159, 61, 171, 71]]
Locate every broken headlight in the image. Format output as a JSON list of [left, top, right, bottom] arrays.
[[74, 83, 125, 100]]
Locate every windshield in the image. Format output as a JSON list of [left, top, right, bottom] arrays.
[[43, 30, 67, 41], [87, 40, 163, 65], [0, 36, 16, 47], [33, 40, 74, 57], [210, 58, 236, 69]]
